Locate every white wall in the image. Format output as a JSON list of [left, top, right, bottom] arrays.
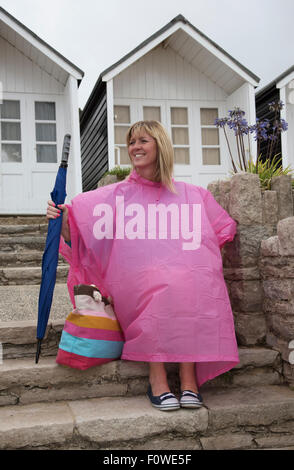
[[0, 34, 81, 213], [0, 35, 64, 94], [112, 45, 256, 188], [281, 84, 294, 170], [225, 82, 257, 169], [64, 75, 83, 202], [114, 44, 227, 101]]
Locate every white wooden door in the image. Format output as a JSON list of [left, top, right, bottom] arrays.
[[0, 96, 26, 213], [138, 99, 197, 184], [0, 94, 64, 214], [111, 99, 229, 188]]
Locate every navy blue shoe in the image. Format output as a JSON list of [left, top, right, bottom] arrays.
[[147, 384, 180, 411], [179, 390, 203, 408]]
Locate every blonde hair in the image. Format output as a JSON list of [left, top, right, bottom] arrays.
[[126, 120, 176, 194]]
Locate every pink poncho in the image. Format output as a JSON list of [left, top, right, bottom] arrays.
[[60, 169, 239, 387]]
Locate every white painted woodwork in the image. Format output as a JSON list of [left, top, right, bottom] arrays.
[[225, 83, 257, 169], [114, 45, 227, 102], [64, 75, 83, 201], [0, 11, 82, 81], [111, 43, 255, 187], [281, 85, 294, 170], [0, 17, 82, 214], [0, 35, 64, 94], [107, 79, 115, 170], [104, 24, 259, 93]]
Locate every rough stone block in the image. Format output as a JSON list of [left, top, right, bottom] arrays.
[[230, 280, 263, 312], [0, 402, 74, 449], [207, 181, 220, 203], [97, 174, 119, 188], [232, 368, 281, 387], [233, 312, 267, 346], [69, 396, 208, 444], [218, 180, 231, 212], [263, 279, 294, 301], [255, 434, 294, 449], [223, 266, 260, 281], [204, 385, 294, 431], [267, 314, 294, 341], [235, 347, 280, 369], [263, 298, 294, 316], [277, 217, 294, 256], [223, 225, 276, 268], [260, 236, 280, 257], [259, 256, 294, 279], [229, 173, 262, 225], [117, 360, 149, 378], [200, 433, 254, 450], [262, 190, 278, 225], [271, 175, 293, 220]]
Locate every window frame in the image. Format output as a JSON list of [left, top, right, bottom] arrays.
[[113, 103, 132, 166], [200, 107, 221, 166], [0, 99, 22, 163], [34, 101, 58, 164]]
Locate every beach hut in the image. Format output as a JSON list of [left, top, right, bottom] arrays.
[[80, 14, 260, 190], [0, 6, 84, 214]]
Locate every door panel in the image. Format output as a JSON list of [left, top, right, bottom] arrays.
[[0, 94, 63, 214]]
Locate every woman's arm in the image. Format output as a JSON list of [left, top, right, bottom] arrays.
[[46, 200, 71, 242]]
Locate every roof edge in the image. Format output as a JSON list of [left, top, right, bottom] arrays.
[[100, 14, 260, 84], [0, 6, 84, 79], [256, 64, 294, 97]]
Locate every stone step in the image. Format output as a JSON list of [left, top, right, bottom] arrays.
[[0, 284, 71, 324], [0, 265, 68, 285], [0, 224, 48, 237], [0, 346, 283, 408], [0, 215, 46, 225], [0, 235, 46, 252], [0, 385, 294, 449], [0, 317, 282, 371], [0, 250, 66, 267]]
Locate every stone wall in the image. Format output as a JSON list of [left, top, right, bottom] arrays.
[[260, 217, 294, 388], [208, 173, 294, 387]]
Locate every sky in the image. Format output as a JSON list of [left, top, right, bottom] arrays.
[[2, 0, 294, 109]]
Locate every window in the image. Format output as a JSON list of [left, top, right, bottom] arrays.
[[170, 107, 190, 164], [0, 100, 22, 162], [35, 102, 57, 163], [114, 105, 131, 165], [200, 108, 220, 165], [143, 106, 161, 122]]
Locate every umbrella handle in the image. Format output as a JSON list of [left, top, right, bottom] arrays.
[[60, 134, 71, 168]]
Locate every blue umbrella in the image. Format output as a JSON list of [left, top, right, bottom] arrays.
[[35, 134, 71, 363]]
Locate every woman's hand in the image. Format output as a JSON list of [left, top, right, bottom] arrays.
[[46, 200, 70, 242]]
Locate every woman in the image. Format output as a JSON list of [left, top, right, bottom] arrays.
[[47, 121, 239, 411]]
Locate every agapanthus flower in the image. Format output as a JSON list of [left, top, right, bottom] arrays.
[[214, 117, 228, 128], [268, 134, 278, 141], [249, 118, 270, 141], [268, 100, 284, 112], [228, 108, 246, 119], [273, 118, 288, 132]]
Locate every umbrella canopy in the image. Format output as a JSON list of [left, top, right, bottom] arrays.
[[36, 134, 71, 363]]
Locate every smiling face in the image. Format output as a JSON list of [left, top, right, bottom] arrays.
[[128, 130, 158, 180]]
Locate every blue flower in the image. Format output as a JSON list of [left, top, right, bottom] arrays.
[[268, 100, 284, 112], [214, 117, 228, 128]]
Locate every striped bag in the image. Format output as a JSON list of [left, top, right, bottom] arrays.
[[56, 284, 124, 370]]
